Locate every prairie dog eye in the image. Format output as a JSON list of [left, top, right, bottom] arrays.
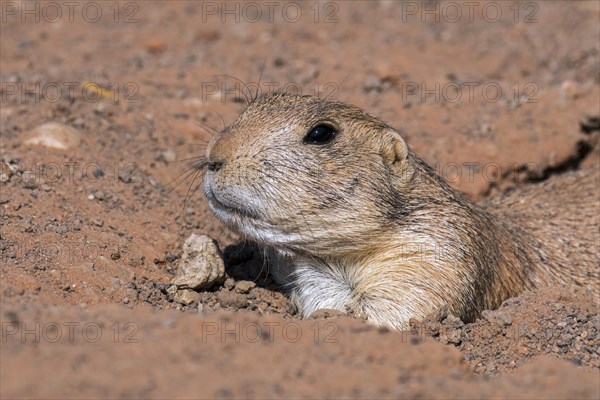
[[303, 123, 338, 145]]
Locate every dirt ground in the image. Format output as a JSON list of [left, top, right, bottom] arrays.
[[1, 1, 599, 399]]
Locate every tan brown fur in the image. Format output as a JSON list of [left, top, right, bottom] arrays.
[[203, 92, 599, 329]]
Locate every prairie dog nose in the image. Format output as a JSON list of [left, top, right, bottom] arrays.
[[205, 134, 228, 173], [207, 160, 225, 172]]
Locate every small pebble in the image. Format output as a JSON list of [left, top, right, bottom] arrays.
[[175, 289, 200, 305], [94, 191, 105, 200], [235, 280, 256, 294]]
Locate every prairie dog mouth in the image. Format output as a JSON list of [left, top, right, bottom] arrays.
[[205, 185, 262, 222], [205, 186, 305, 247]]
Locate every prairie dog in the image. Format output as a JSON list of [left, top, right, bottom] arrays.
[[203, 92, 599, 329]]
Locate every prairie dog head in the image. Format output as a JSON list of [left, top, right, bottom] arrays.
[[204, 92, 413, 257]]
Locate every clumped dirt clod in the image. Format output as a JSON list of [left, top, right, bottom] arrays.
[[412, 287, 600, 374]]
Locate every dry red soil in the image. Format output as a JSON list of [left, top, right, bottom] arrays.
[[1, 1, 599, 398]]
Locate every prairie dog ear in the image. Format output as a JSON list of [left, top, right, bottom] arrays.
[[381, 128, 409, 168]]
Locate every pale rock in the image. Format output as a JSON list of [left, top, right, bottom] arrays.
[[23, 122, 82, 150], [172, 234, 225, 290]]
